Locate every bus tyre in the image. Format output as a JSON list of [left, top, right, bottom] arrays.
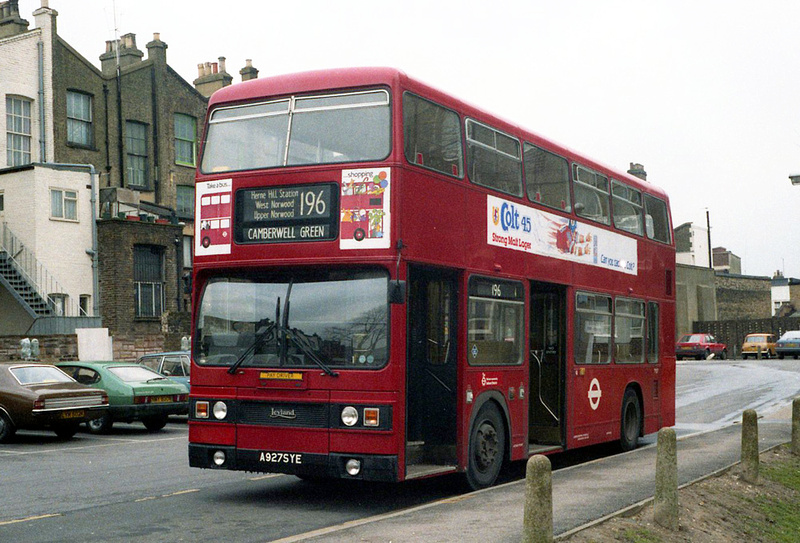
[[620, 388, 641, 452], [466, 403, 505, 490]]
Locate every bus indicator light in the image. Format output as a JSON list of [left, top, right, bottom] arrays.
[[363, 408, 380, 427]]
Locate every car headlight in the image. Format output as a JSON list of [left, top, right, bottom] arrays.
[[341, 406, 358, 426]]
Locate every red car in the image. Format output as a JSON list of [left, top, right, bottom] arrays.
[[0, 362, 108, 442], [675, 334, 727, 361]]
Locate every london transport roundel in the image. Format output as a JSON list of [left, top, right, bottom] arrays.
[[588, 378, 602, 411]]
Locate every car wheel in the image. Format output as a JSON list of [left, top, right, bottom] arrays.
[[54, 423, 79, 440], [142, 416, 168, 432], [0, 411, 16, 443], [779, 353, 785, 360], [620, 388, 642, 452], [87, 413, 113, 434], [720, 349, 727, 360], [466, 403, 506, 490], [742, 354, 749, 360]]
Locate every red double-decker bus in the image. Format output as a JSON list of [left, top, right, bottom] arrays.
[[188, 68, 675, 489]]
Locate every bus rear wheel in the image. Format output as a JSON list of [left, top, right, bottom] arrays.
[[620, 388, 641, 452], [466, 403, 505, 490]]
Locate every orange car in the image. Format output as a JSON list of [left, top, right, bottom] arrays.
[[741, 333, 777, 359]]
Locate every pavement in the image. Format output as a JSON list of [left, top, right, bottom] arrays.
[[274, 403, 796, 543]]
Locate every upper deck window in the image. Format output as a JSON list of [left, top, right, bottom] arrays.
[[611, 180, 643, 236], [524, 144, 570, 211], [403, 93, 463, 178], [466, 119, 523, 197], [643, 193, 672, 244], [573, 164, 610, 225], [200, 89, 390, 174]]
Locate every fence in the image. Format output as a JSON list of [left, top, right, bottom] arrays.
[[694, 317, 800, 357]]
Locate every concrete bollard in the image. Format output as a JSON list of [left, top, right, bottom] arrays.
[[522, 454, 553, 543], [792, 398, 800, 457], [654, 427, 678, 530], [741, 409, 759, 483]]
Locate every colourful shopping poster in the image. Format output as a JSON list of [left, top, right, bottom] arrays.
[[340, 168, 391, 250]]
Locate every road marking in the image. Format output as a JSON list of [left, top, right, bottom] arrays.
[[249, 474, 283, 481], [0, 435, 187, 456], [0, 513, 61, 526]]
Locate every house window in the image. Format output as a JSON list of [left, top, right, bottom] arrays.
[[48, 293, 68, 316], [174, 114, 196, 166], [79, 294, 91, 316], [126, 121, 148, 189], [50, 188, 78, 220], [176, 185, 194, 219], [6, 96, 32, 166], [66, 91, 93, 146], [182, 235, 193, 269], [134, 245, 164, 317]]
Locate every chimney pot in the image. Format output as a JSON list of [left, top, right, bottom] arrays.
[[212, 62, 218, 74], [153, 32, 160, 41], [218, 56, 227, 73]]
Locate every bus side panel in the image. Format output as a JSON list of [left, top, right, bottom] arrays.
[[397, 168, 467, 268]]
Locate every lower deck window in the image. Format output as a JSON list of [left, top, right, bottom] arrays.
[[467, 277, 524, 366], [575, 292, 612, 364]]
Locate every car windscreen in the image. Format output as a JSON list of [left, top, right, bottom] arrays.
[[107, 365, 167, 382], [679, 334, 703, 343], [10, 365, 74, 385]]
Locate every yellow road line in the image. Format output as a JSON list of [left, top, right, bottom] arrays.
[[0, 513, 61, 526]]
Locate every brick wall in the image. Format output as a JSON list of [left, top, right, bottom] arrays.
[[714, 274, 772, 320], [0, 334, 78, 361]]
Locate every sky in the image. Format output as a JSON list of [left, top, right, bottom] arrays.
[[18, 0, 800, 278]]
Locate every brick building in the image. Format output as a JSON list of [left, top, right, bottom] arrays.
[[0, 0, 208, 358]]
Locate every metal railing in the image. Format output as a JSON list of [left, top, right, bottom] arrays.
[[0, 221, 82, 317]]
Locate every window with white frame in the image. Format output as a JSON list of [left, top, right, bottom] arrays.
[[66, 91, 93, 147], [126, 121, 148, 189], [6, 96, 32, 166], [134, 245, 164, 317], [50, 188, 78, 220], [174, 114, 196, 166]]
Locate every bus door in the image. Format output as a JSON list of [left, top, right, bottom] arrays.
[[528, 282, 566, 448], [406, 266, 458, 477]]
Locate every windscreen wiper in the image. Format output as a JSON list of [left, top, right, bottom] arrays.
[[285, 329, 339, 377], [227, 298, 279, 375]]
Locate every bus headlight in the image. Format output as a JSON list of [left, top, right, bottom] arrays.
[[345, 458, 362, 476], [213, 450, 226, 466], [341, 406, 358, 426], [213, 401, 228, 420]]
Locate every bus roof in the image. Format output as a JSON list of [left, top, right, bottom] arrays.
[[207, 67, 668, 201]]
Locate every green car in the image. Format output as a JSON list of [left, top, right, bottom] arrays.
[[56, 361, 189, 433]]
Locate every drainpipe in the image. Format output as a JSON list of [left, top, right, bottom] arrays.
[[38, 40, 47, 162]]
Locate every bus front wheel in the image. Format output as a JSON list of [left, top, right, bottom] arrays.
[[466, 403, 505, 490], [620, 388, 641, 452]]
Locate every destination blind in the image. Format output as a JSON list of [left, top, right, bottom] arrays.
[[235, 183, 338, 243]]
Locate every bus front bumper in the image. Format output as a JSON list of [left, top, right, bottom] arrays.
[[189, 443, 398, 482]]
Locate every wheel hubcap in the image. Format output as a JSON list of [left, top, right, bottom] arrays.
[[475, 422, 498, 472]]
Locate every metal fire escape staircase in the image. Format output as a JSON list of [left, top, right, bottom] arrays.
[[0, 222, 105, 336], [0, 224, 56, 318]]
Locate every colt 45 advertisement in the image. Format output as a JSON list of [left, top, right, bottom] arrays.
[[487, 195, 638, 275]]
